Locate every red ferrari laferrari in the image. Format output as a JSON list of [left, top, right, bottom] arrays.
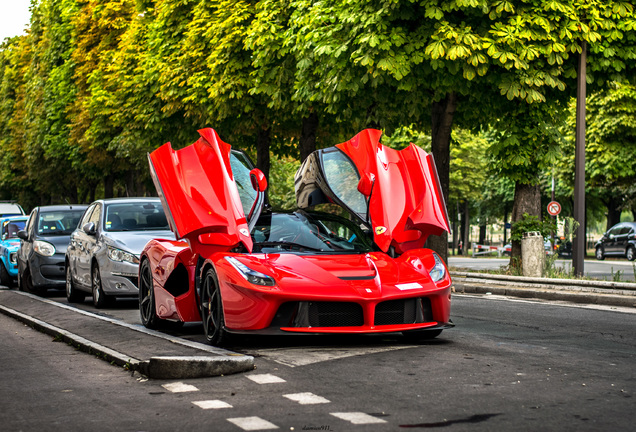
[[139, 128, 453, 345]]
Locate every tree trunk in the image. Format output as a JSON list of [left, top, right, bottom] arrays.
[[426, 92, 457, 263], [479, 223, 487, 245], [104, 174, 115, 199], [256, 126, 271, 181], [463, 200, 470, 255], [300, 111, 319, 162], [510, 181, 541, 264], [605, 195, 622, 231]]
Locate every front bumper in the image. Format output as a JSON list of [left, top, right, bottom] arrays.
[[30, 253, 66, 288], [99, 259, 139, 296]]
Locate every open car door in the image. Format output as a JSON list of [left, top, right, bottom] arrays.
[[295, 129, 450, 254], [148, 128, 265, 254]]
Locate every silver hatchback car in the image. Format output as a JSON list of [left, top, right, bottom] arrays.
[[65, 198, 174, 307]]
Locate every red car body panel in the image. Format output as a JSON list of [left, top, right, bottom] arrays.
[[141, 128, 452, 338], [148, 128, 253, 254], [336, 129, 450, 254]]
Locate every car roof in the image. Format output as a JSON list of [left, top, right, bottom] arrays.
[[35, 204, 88, 212], [94, 197, 161, 205]]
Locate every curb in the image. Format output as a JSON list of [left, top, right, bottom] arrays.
[[0, 291, 255, 379], [451, 272, 636, 308]]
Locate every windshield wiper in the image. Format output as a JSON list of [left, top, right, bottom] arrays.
[[254, 241, 324, 252]]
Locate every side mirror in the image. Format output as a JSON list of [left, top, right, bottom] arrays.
[[250, 168, 268, 192], [17, 230, 28, 241], [82, 222, 96, 236], [357, 172, 375, 196]]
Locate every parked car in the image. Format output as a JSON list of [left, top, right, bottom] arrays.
[[0, 201, 25, 218], [139, 128, 453, 345], [65, 197, 174, 307], [499, 244, 511, 256], [0, 215, 28, 286], [594, 222, 636, 261], [17, 205, 88, 294]]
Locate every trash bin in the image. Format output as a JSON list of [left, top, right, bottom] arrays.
[[521, 231, 544, 277]]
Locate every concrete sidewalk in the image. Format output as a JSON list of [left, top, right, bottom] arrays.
[[0, 289, 254, 379], [451, 271, 636, 308]]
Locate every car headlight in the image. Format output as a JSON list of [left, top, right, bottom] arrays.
[[34, 240, 56, 257], [428, 253, 447, 283], [107, 246, 139, 264], [225, 256, 275, 286], [9, 252, 17, 264]]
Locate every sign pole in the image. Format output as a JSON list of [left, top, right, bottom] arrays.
[[573, 40, 587, 277]]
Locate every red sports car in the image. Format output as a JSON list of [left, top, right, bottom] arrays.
[[139, 128, 453, 345]]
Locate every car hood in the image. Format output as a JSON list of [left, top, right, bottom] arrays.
[[295, 129, 450, 254], [1, 239, 20, 251], [229, 251, 442, 296], [102, 230, 175, 255], [148, 128, 254, 253], [37, 235, 73, 254]]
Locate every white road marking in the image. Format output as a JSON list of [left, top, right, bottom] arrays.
[[227, 416, 278, 430], [246, 373, 286, 384], [330, 412, 387, 424], [162, 382, 199, 393], [251, 345, 417, 367], [192, 400, 233, 409], [283, 392, 330, 405]]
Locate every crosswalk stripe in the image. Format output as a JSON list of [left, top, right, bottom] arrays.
[[192, 400, 233, 409], [161, 382, 199, 393], [227, 416, 279, 430], [330, 412, 387, 424], [246, 373, 286, 384], [283, 392, 330, 405]]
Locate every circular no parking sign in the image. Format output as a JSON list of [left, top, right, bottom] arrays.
[[547, 201, 561, 216]]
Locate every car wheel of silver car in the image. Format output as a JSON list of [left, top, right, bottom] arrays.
[[0, 262, 13, 288], [139, 259, 161, 329], [200, 267, 228, 346], [91, 264, 109, 308], [595, 247, 605, 261], [66, 264, 85, 303], [627, 246, 636, 262]]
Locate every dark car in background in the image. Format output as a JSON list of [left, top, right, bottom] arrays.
[[594, 222, 636, 261], [17, 205, 88, 294]]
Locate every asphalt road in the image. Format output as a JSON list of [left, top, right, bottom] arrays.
[[449, 256, 636, 281], [2, 292, 634, 431]]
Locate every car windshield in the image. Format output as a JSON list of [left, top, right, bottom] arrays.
[[37, 210, 85, 236], [104, 202, 169, 232], [252, 211, 373, 254], [2, 220, 26, 239]]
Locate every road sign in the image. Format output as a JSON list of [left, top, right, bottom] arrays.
[[547, 201, 561, 216]]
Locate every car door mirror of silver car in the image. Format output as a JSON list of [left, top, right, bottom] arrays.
[[82, 222, 97, 236], [17, 230, 28, 241]]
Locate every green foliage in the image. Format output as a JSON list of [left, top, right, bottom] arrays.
[[510, 212, 556, 242]]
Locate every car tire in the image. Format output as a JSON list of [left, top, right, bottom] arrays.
[[139, 259, 161, 329], [402, 329, 443, 342], [200, 267, 228, 346], [91, 264, 110, 308], [21, 267, 44, 295], [0, 262, 13, 288], [627, 246, 636, 262], [595, 247, 605, 261], [66, 264, 85, 303]]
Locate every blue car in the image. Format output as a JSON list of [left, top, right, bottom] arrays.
[[0, 215, 28, 287]]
